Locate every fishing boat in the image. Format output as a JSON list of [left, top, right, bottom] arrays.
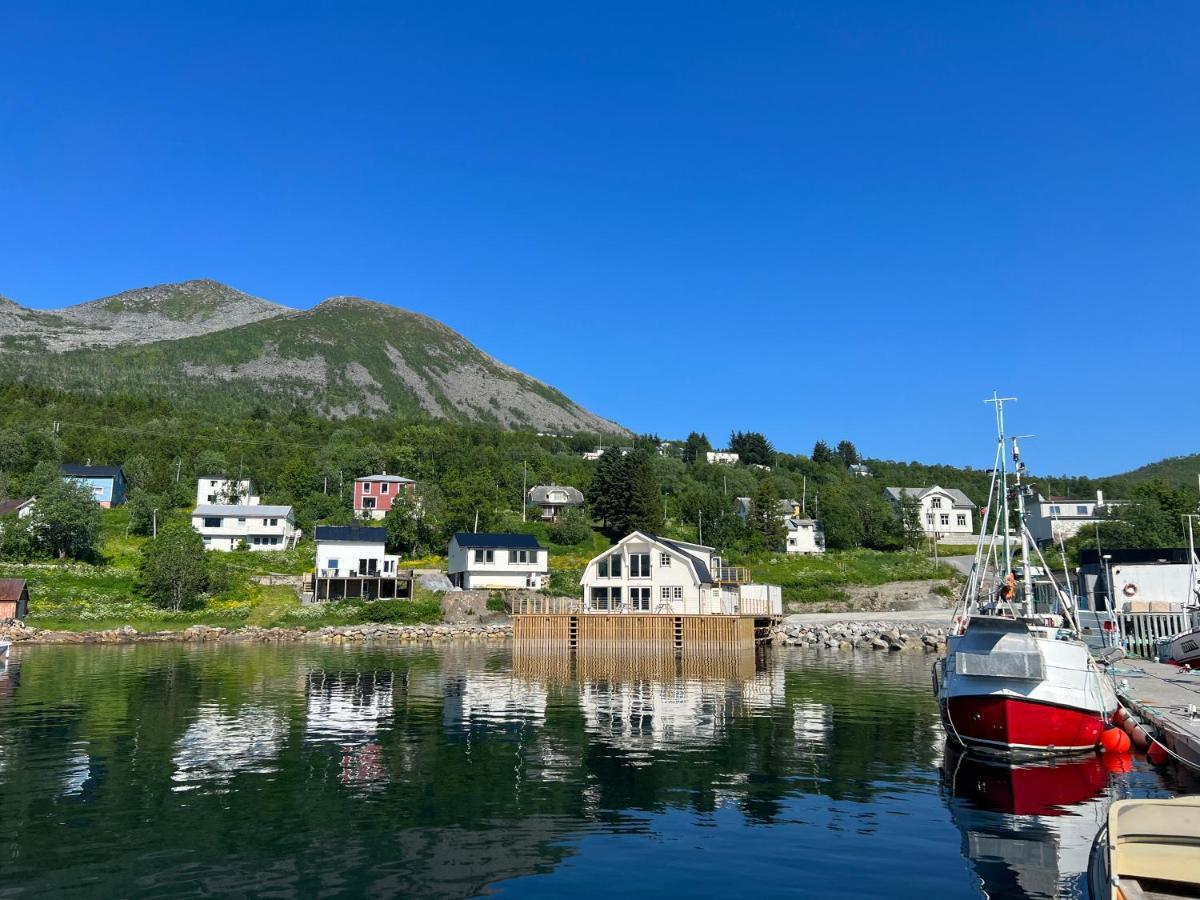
[[1088, 796, 1200, 900], [1160, 515, 1200, 668], [933, 395, 1118, 756]]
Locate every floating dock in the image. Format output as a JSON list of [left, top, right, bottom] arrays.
[[1113, 660, 1200, 768]]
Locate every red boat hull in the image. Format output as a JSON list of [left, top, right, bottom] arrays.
[[942, 695, 1105, 755]]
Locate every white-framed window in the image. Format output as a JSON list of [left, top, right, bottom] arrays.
[[661, 586, 671, 601], [631, 588, 650, 611], [659, 552, 671, 567], [328, 558, 339, 570], [1076, 505, 1088, 515], [610, 587, 622, 608], [673, 587, 683, 600], [788, 538, 797, 546], [957, 514, 966, 527], [931, 497, 943, 509], [271, 537, 279, 545], [598, 554, 621, 578], [940, 514, 949, 526], [362, 497, 376, 509], [237, 517, 246, 524], [591, 587, 609, 610], [380, 483, 390, 494], [1050, 505, 1061, 515], [926, 513, 934, 525], [203, 517, 222, 528], [473, 549, 494, 564], [510, 549, 537, 564], [362, 482, 371, 493], [630, 553, 650, 577]]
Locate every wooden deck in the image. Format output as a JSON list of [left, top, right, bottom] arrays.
[[1114, 660, 1200, 769], [513, 612, 776, 652]]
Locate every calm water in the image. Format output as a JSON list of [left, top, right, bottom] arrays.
[[0, 643, 1190, 899]]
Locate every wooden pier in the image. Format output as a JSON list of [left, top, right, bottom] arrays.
[[513, 612, 775, 652], [1114, 660, 1200, 769]]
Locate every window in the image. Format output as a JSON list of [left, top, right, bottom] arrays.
[[206, 494, 217, 503], [598, 558, 608, 578], [237, 517, 246, 524], [380, 483, 390, 494], [362, 483, 372, 494], [610, 554, 622, 577], [267, 518, 278, 527], [661, 587, 671, 601], [362, 497, 376, 509], [631, 588, 650, 611], [673, 586, 683, 600], [610, 587, 622, 608], [788, 538, 797, 546], [926, 513, 934, 525], [931, 497, 943, 509], [630, 553, 650, 577], [210, 480, 217, 487], [271, 537, 279, 545], [660, 552, 671, 567], [510, 549, 537, 564], [1050, 505, 1061, 515], [591, 587, 609, 610], [328, 558, 339, 571], [203, 517, 222, 528], [1076, 505, 1088, 515], [940, 513, 949, 526], [473, 549, 494, 564], [957, 514, 966, 527]]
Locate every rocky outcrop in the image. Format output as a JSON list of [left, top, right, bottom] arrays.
[[772, 620, 947, 652]]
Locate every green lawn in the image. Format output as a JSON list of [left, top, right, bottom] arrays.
[[742, 549, 958, 604]]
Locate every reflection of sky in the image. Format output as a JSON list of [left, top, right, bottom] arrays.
[[306, 672, 394, 744], [172, 705, 286, 789], [62, 747, 90, 796]]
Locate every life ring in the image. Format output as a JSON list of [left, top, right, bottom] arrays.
[[1123, 584, 1137, 597]]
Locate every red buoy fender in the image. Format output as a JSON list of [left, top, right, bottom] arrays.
[[1147, 741, 1169, 765], [1129, 723, 1151, 750], [1112, 706, 1129, 727], [1100, 725, 1132, 754]]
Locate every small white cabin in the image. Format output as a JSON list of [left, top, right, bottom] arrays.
[[448, 533, 548, 589]]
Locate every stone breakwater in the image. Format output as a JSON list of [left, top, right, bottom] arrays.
[[773, 621, 948, 652], [0, 622, 514, 645]]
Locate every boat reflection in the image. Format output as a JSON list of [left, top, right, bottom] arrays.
[[942, 743, 1111, 899]]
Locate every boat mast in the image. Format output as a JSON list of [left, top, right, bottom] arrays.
[[985, 393, 1016, 583], [1012, 434, 1034, 618]]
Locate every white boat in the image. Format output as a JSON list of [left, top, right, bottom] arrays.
[[1088, 796, 1200, 899], [933, 395, 1118, 756], [1160, 515, 1200, 667]]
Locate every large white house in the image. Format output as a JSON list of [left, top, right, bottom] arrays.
[[195, 477, 257, 506], [885, 486, 976, 536], [735, 497, 826, 554], [1026, 491, 1116, 545], [448, 533, 548, 589], [579, 532, 782, 616], [706, 451, 740, 465], [192, 504, 299, 551], [309, 525, 408, 600], [526, 484, 584, 523]]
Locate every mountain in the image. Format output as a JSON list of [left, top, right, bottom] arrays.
[[0, 281, 626, 433]]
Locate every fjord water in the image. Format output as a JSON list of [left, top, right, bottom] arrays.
[[0, 645, 1184, 899]]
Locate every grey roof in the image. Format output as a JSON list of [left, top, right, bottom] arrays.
[[453, 532, 543, 550], [0, 498, 33, 516], [645, 533, 713, 584], [193, 504, 293, 517], [786, 517, 821, 529], [355, 474, 415, 483], [885, 486, 976, 509], [315, 525, 387, 543], [62, 464, 123, 479], [527, 484, 584, 505]]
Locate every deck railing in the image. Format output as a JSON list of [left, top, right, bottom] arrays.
[[711, 566, 750, 585], [512, 595, 583, 615], [1119, 610, 1191, 659]]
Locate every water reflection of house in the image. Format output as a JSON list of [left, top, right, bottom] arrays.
[[173, 705, 287, 788], [306, 671, 396, 787], [442, 671, 547, 732]]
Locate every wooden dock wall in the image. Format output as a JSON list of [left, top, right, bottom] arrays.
[[513, 613, 766, 653]]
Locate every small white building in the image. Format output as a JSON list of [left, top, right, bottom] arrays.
[[527, 484, 584, 523], [448, 533, 548, 590], [311, 525, 407, 601], [192, 504, 299, 551], [706, 451, 740, 465], [582, 447, 633, 461], [195, 477, 257, 506], [885, 486, 976, 536], [734, 497, 825, 554], [1027, 491, 1116, 546], [580, 532, 782, 616]]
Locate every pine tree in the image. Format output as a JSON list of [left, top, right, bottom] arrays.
[[624, 451, 663, 533], [835, 440, 859, 467], [747, 479, 786, 551], [586, 448, 628, 529], [811, 440, 835, 464]]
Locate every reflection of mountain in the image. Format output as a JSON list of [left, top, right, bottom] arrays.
[[942, 744, 1110, 900], [173, 705, 287, 788]]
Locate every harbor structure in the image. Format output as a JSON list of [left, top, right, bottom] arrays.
[[447, 533, 547, 589], [306, 525, 412, 601]]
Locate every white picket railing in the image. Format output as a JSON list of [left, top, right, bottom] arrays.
[[1119, 611, 1190, 659]]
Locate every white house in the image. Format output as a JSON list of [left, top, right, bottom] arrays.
[[195, 477, 258, 506], [1026, 491, 1116, 546], [448, 533, 548, 589], [192, 504, 299, 551], [582, 447, 633, 461], [527, 484, 584, 523], [311, 525, 407, 601], [734, 497, 825, 554], [706, 451, 740, 465], [579, 532, 782, 616], [885, 486, 976, 536], [0, 498, 36, 520]]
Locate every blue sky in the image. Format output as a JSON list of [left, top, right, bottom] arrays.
[[1, 2, 1196, 475]]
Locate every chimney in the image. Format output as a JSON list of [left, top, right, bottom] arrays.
[[1096, 490, 1105, 508]]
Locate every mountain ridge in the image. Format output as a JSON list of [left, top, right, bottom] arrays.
[[0, 280, 627, 434]]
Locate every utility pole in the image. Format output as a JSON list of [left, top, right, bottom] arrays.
[[175, 458, 182, 483], [802, 476, 807, 517], [698, 510, 703, 545], [473, 510, 479, 533], [152, 508, 158, 539], [522, 461, 527, 523]]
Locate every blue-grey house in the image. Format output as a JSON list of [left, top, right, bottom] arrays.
[[61, 464, 127, 507]]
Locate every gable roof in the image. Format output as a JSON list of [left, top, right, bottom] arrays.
[[0, 579, 27, 602], [0, 498, 33, 517], [453, 532, 543, 550], [314, 525, 387, 543], [885, 486, 976, 509], [527, 484, 584, 505], [193, 504, 293, 517], [61, 463, 124, 479]]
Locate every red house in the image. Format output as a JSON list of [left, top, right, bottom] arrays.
[[353, 473, 416, 520]]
